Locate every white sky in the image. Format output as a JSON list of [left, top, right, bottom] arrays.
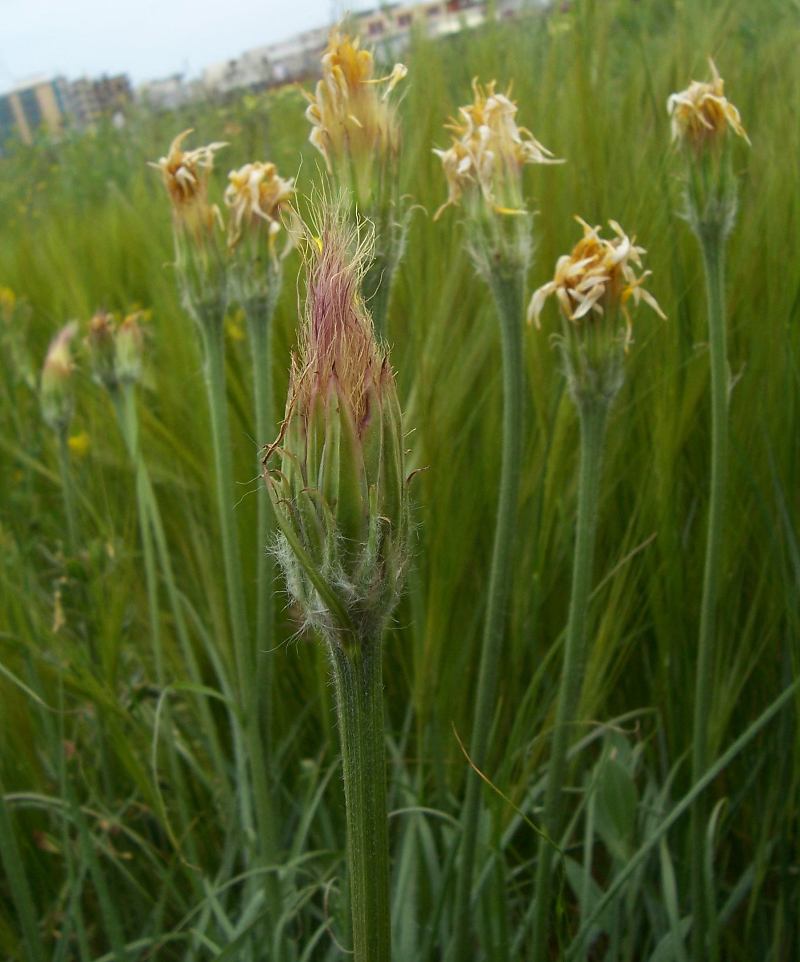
[[0, 0, 376, 93]]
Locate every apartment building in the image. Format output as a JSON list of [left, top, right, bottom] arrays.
[[0, 77, 70, 145]]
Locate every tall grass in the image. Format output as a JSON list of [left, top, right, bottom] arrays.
[[0, 0, 798, 958]]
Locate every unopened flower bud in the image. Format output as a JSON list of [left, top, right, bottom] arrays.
[[86, 311, 118, 390], [115, 312, 145, 385], [264, 210, 409, 643], [41, 322, 78, 433]]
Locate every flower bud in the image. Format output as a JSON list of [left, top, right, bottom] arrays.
[[41, 322, 78, 433], [115, 312, 145, 385], [86, 310, 118, 390], [264, 210, 409, 643], [528, 217, 665, 408]]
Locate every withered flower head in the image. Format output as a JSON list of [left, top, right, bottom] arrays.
[[224, 161, 294, 249], [528, 217, 666, 344], [41, 322, 78, 432], [150, 129, 227, 236], [667, 59, 749, 151], [305, 30, 407, 202], [434, 78, 562, 219]]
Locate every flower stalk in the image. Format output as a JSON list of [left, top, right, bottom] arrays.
[[264, 208, 410, 962], [526, 218, 664, 962], [667, 61, 748, 960], [434, 79, 561, 960]]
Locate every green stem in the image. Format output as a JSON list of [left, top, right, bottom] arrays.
[[450, 263, 525, 960], [691, 227, 728, 961], [329, 633, 392, 962], [200, 316, 283, 952], [245, 288, 278, 751], [531, 397, 609, 962], [56, 430, 78, 552]]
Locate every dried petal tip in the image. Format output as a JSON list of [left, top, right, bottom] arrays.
[[150, 129, 227, 235], [528, 217, 665, 344], [667, 59, 750, 150], [434, 78, 563, 219], [224, 161, 294, 249]]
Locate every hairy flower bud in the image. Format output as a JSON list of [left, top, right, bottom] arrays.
[[41, 322, 78, 433], [264, 211, 409, 643], [86, 311, 118, 390], [115, 312, 145, 385]]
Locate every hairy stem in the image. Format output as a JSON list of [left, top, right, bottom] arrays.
[[450, 261, 525, 960], [56, 431, 78, 552], [531, 397, 609, 962], [329, 634, 392, 962], [691, 226, 728, 961]]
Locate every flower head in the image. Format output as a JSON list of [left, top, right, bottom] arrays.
[[528, 217, 665, 343], [224, 161, 294, 249], [434, 79, 562, 219], [150, 129, 227, 237], [667, 59, 749, 151], [264, 206, 408, 641], [305, 30, 407, 204], [41, 322, 78, 432]]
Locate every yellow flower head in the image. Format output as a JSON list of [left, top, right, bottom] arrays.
[[434, 79, 562, 219], [224, 161, 294, 249], [528, 217, 666, 344], [305, 30, 407, 200], [68, 431, 91, 458], [667, 59, 749, 150], [150, 129, 227, 236]]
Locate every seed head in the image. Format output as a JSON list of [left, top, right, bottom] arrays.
[[434, 78, 562, 219], [224, 161, 294, 250], [667, 59, 749, 151], [528, 217, 665, 345], [150, 129, 227, 238], [305, 31, 407, 205]]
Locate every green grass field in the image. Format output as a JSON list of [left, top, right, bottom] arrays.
[[1, 0, 798, 958]]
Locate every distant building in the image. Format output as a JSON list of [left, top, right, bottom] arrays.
[[137, 73, 193, 111], [0, 77, 70, 145]]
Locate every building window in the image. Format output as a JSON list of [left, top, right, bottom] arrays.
[[397, 13, 412, 26], [368, 19, 383, 35], [427, 6, 441, 16]]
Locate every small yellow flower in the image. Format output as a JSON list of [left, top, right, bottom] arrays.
[[667, 59, 749, 150], [305, 30, 407, 201], [0, 286, 16, 321], [225, 307, 246, 342], [224, 161, 294, 248], [528, 217, 666, 343], [150, 129, 227, 236], [68, 431, 91, 458], [434, 79, 562, 219]]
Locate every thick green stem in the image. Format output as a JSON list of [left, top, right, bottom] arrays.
[[56, 431, 78, 552], [531, 398, 609, 962], [450, 264, 525, 960], [690, 228, 728, 961], [329, 635, 392, 962]]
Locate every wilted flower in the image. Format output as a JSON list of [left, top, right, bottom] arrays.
[[41, 322, 78, 432], [434, 79, 562, 219], [305, 30, 407, 205], [224, 161, 294, 249], [150, 129, 227, 238], [264, 208, 408, 641], [528, 217, 665, 342], [86, 311, 117, 390], [667, 59, 749, 151]]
